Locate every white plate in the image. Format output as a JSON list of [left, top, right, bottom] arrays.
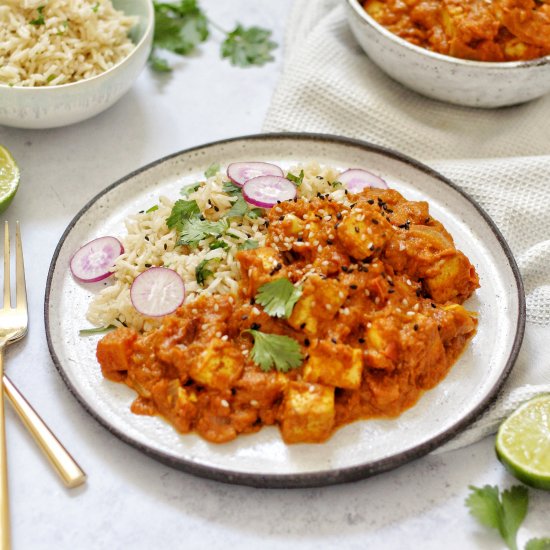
[[45, 134, 525, 488]]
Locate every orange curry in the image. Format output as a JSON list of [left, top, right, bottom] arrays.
[[362, 0, 550, 61], [97, 188, 479, 444]]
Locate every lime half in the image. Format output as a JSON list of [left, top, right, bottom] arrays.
[[496, 394, 550, 490], [0, 145, 20, 214]]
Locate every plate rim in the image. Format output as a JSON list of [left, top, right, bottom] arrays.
[[44, 132, 526, 488]]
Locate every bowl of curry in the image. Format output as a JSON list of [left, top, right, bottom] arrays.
[[345, 0, 550, 107]]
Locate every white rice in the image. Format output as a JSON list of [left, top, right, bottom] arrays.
[[0, 0, 137, 87], [86, 162, 346, 332]]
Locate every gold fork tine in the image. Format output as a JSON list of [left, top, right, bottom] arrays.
[[3, 221, 9, 309], [14, 222, 26, 313]]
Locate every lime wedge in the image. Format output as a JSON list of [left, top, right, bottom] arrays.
[[0, 145, 20, 214], [496, 394, 550, 490]]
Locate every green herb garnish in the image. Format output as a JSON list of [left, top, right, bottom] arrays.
[[286, 170, 304, 187], [209, 240, 229, 250], [146, 205, 159, 213], [195, 258, 219, 286], [92, 2, 100, 13], [238, 239, 259, 251], [245, 330, 303, 373], [255, 278, 302, 319], [181, 183, 200, 197], [224, 196, 263, 220], [30, 5, 45, 26], [166, 199, 200, 231], [177, 217, 228, 247], [222, 181, 242, 197], [150, 1, 277, 71], [204, 163, 220, 178], [46, 74, 56, 83], [221, 24, 277, 67], [466, 485, 528, 550]]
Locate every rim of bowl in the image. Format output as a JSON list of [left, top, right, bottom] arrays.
[[347, 0, 550, 69], [1, 0, 155, 92]]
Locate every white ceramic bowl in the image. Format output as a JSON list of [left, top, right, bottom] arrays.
[[0, 0, 154, 129], [345, 0, 550, 108]]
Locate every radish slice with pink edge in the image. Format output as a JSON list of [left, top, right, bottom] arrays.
[[227, 161, 284, 187], [70, 236, 124, 283], [130, 267, 185, 317], [338, 169, 388, 193], [242, 175, 297, 208]]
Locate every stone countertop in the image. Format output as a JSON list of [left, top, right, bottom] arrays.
[[0, 1, 548, 548]]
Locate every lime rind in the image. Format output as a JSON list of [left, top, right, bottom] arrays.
[[496, 394, 550, 490], [0, 145, 20, 214]]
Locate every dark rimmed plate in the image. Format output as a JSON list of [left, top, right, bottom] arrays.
[[45, 133, 525, 488]]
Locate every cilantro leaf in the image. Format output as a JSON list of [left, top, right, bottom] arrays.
[[526, 539, 550, 550], [221, 24, 277, 67], [92, 2, 100, 13], [181, 183, 200, 197], [255, 278, 302, 319], [238, 240, 259, 251], [466, 485, 528, 550], [224, 196, 263, 219], [245, 330, 303, 373], [146, 205, 159, 213], [149, 53, 172, 72], [79, 325, 115, 336], [204, 163, 220, 178], [222, 181, 243, 197], [286, 170, 304, 187], [166, 199, 200, 231], [177, 218, 228, 247], [30, 5, 45, 25], [152, 0, 209, 67], [195, 258, 219, 286], [209, 240, 229, 250]]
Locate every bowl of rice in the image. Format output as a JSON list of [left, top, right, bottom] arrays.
[[0, 0, 154, 129]]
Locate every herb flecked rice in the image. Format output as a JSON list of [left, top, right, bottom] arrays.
[[0, 0, 137, 87], [86, 163, 345, 332]]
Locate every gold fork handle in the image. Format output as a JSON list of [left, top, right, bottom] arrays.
[[0, 356, 10, 550], [3, 375, 86, 489]]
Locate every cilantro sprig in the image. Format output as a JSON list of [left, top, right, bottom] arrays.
[[255, 278, 302, 319], [177, 218, 228, 247], [29, 5, 46, 26], [166, 199, 200, 232], [150, 1, 277, 71], [245, 330, 303, 373], [465, 485, 549, 550], [286, 170, 304, 187], [224, 196, 263, 220], [195, 258, 219, 286]]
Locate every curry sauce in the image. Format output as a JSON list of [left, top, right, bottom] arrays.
[[362, 0, 550, 61], [97, 188, 479, 444]]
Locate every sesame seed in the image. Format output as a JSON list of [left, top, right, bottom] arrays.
[[214, 304, 219, 312], [250, 400, 259, 407], [215, 331, 222, 338], [406, 279, 412, 286], [406, 311, 415, 317], [201, 324, 208, 330], [322, 260, 329, 266], [323, 215, 331, 221], [374, 297, 380, 304], [242, 349, 249, 356], [221, 399, 229, 408], [252, 307, 261, 315], [191, 309, 198, 315], [338, 291, 345, 298], [221, 335, 228, 341], [364, 289, 370, 296], [317, 245, 323, 253], [325, 304, 332, 311], [309, 385, 316, 393], [402, 299, 408, 306]]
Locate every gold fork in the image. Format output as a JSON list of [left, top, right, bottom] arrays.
[[0, 222, 86, 548]]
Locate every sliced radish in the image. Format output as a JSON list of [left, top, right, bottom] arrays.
[[242, 176, 297, 209], [227, 161, 284, 187], [70, 236, 124, 283], [338, 169, 388, 193], [130, 267, 185, 317]]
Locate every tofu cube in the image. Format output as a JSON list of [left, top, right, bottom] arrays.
[[288, 276, 347, 336], [190, 339, 244, 390], [303, 341, 363, 389], [336, 208, 393, 260], [281, 382, 335, 443], [96, 327, 138, 382]]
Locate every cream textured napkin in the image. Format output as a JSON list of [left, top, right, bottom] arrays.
[[264, 0, 550, 451]]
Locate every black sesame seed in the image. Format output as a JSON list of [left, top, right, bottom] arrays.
[[214, 206, 219, 212], [354, 226, 360, 233], [144, 263, 152, 268], [279, 215, 285, 221], [371, 218, 379, 225], [241, 315, 248, 320], [414, 324, 419, 331], [304, 338, 310, 347], [431, 303, 436, 308], [300, 322, 306, 329], [326, 239, 333, 245], [336, 212, 343, 220], [144, 236, 149, 241], [350, 284, 358, 290], [388, 289, 395, 294], [331, 338, 337, 344], [341, 266, 349, 272], [358, 337, 365, 344], [367, 199, 374, 205], [251, 323, 261, 331]]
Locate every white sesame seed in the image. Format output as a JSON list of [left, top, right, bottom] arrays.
[[322, 260, 329, 266], [228, 296, 234, 304], [305, 224, 311, 230], [242, 349, 249, 356], [214, 304, 219, 312], [338, 291, 345, 299], [274, 207, 282, 213], [367, 227, 373, 235], [309, 385, 316, 393], [361, 235, 366, 241], [313, 240, 319, 246], [325, 304, 332, 311], [367, 322, 372, 328], [221, 335, 228, 341], [328, 234, 335, 240], [406, 311, 415, 317], [250, 400, 259, 407], [399, 241, 406, 251], [323, 215, 332, 221], [215, 331, 222, 338], [374, 297, 380, 304], [365, 289, 370, 296], [402, 299, 408, 306], [413, 303, 419, 311], [252, 307, 260, 315], [191, 308, 198, 315], [406, 279, 412, 286], [317, 245, 323, 252], [201, 324, 208, 330], [221, 399, 229, 408], [368, 242, 373, 248], [273, 236, 280, 243]]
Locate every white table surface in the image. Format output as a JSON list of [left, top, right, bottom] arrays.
[[0, 1, 548, 548]]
